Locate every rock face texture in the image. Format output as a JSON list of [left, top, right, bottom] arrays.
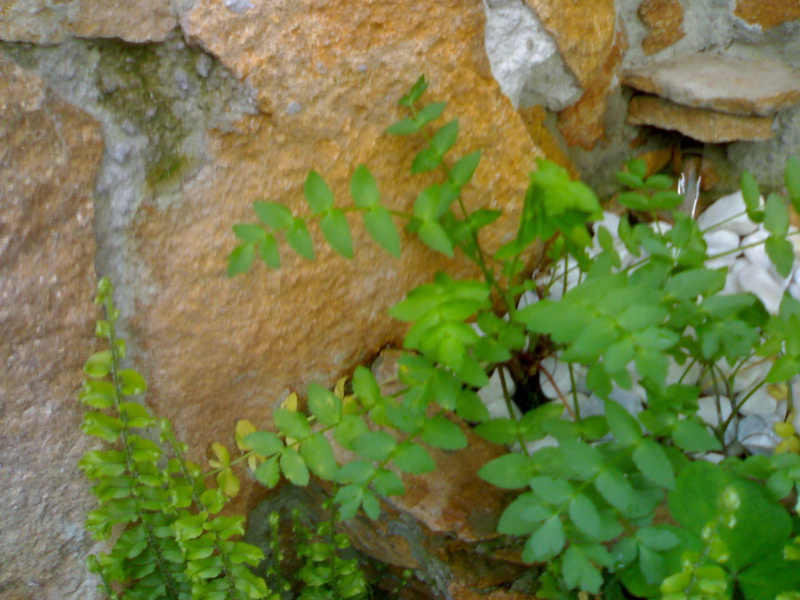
[[133, 0, 540, 475], [0, 57, 103, 600], [5, 1, 800, 598], [623, 54, 800, 117], [525, 0, 624, 149], [638, 0, 685, 55], [733, 0, 800, 30], [627, 95, 775, 143], [0, 0, 177, 43]]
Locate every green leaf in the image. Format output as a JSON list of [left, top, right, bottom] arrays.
[[456, 389, 490, 422], [650, 190, 684, 210], [627, 159, 647, 179], [334, 414, 370, 450], [273, 408, 310, 439], [334, 484, 364, 519], [617, 192, 650, 211], [595, 468, 636, 515], [259, 233, 280, 268], [350, 165, 380, 208], [307, 383, 343, 426], [636, 526, 679, 551], [738, 552, 800, 600], [764, 193, 790, 237], [361, 488, 381, 520], [415, 101, 446, 126], [300, 433, 337, 480], [478, 453, 535, 489], [405, 75, 428, 105], [82, 411, 123, 442], [430, 119, 458, 156], [351, 431, 397, 462], [605, 400, 642, 446], [392, 442, 435, 474], [766, 236, 795, 278], [386, 118, 420, 135], [633, 438, 675, 490], [525, 517, 565, 562], [243, 431, 283, 456], [227, 243, 255, 276], [364, 207, 401, 257], [253, 201, 293, 230], [304, 171, 335, 215], [254, 457, 280, 488], [531, 476, 574, 505], [560, 318, 619, 362], [741, 170, 762, 219], [418, 220, 454, 256], [372, 468, 405, 496], [411, 147, 441, 174], [644, 174, 673, 190], [616, 171, 645, 190], [279, 448, 309, 486], [320, 209, 354, 258], [665, 268, 726, 300], [421, 415, 466, 450], [450, 151, 481, 186], [286, 218, 315, 260], [560, 440, 604, 479], [637, 546, 665, 586], [499, 500, 553, 542], [351, 365, 382, 408], [233, 224, 266, 243], [569, 494, 600, 537], [562, 546, 603, 593], [474, 418, 518, 445], [671, 419, 722, 452], [669, 461, 792, 572], [118, 369, 147, 396], [335, 460, 375, 485], [766, 355, 800, 383]]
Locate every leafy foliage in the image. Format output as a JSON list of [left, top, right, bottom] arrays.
[[81, 282, 402, 600], [217, 76, 800, 599], [81, 278, 270, 600]]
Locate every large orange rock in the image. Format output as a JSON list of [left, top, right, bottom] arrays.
[[122, 0, 542, 505], [0, 0, 176, 43], [626, 95, 775, 143], [524, 0, 617, 88], [638, 0, 685, 55], [523, 0, 623, 150], [733, 0, 800, 30], [557, 25, 627, 150], [0, 57, 103, 600]]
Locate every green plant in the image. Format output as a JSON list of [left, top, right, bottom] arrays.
[[80, 278, 270, 600], [80, 289, 384, 600], [222, 75, 800, 600]]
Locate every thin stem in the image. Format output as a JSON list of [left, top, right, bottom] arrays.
[[538, 363, 577, 421], [568, 363, 581, 422], [102, 299, 182, 600], [408, 103, 514, 315], [498, 366, 531, 458]]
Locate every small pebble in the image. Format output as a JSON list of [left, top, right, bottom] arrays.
[[697, 191, 759, 236]]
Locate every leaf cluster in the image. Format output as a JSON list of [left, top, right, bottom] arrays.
[[220, 78, 800, 600], [80, 278, 271, 600]]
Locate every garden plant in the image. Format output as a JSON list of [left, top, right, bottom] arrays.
[[80, 77, 800, 600]]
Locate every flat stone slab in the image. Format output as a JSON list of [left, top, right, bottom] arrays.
[[622, 53, 800, 116], [627, 95, 774, 143]]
